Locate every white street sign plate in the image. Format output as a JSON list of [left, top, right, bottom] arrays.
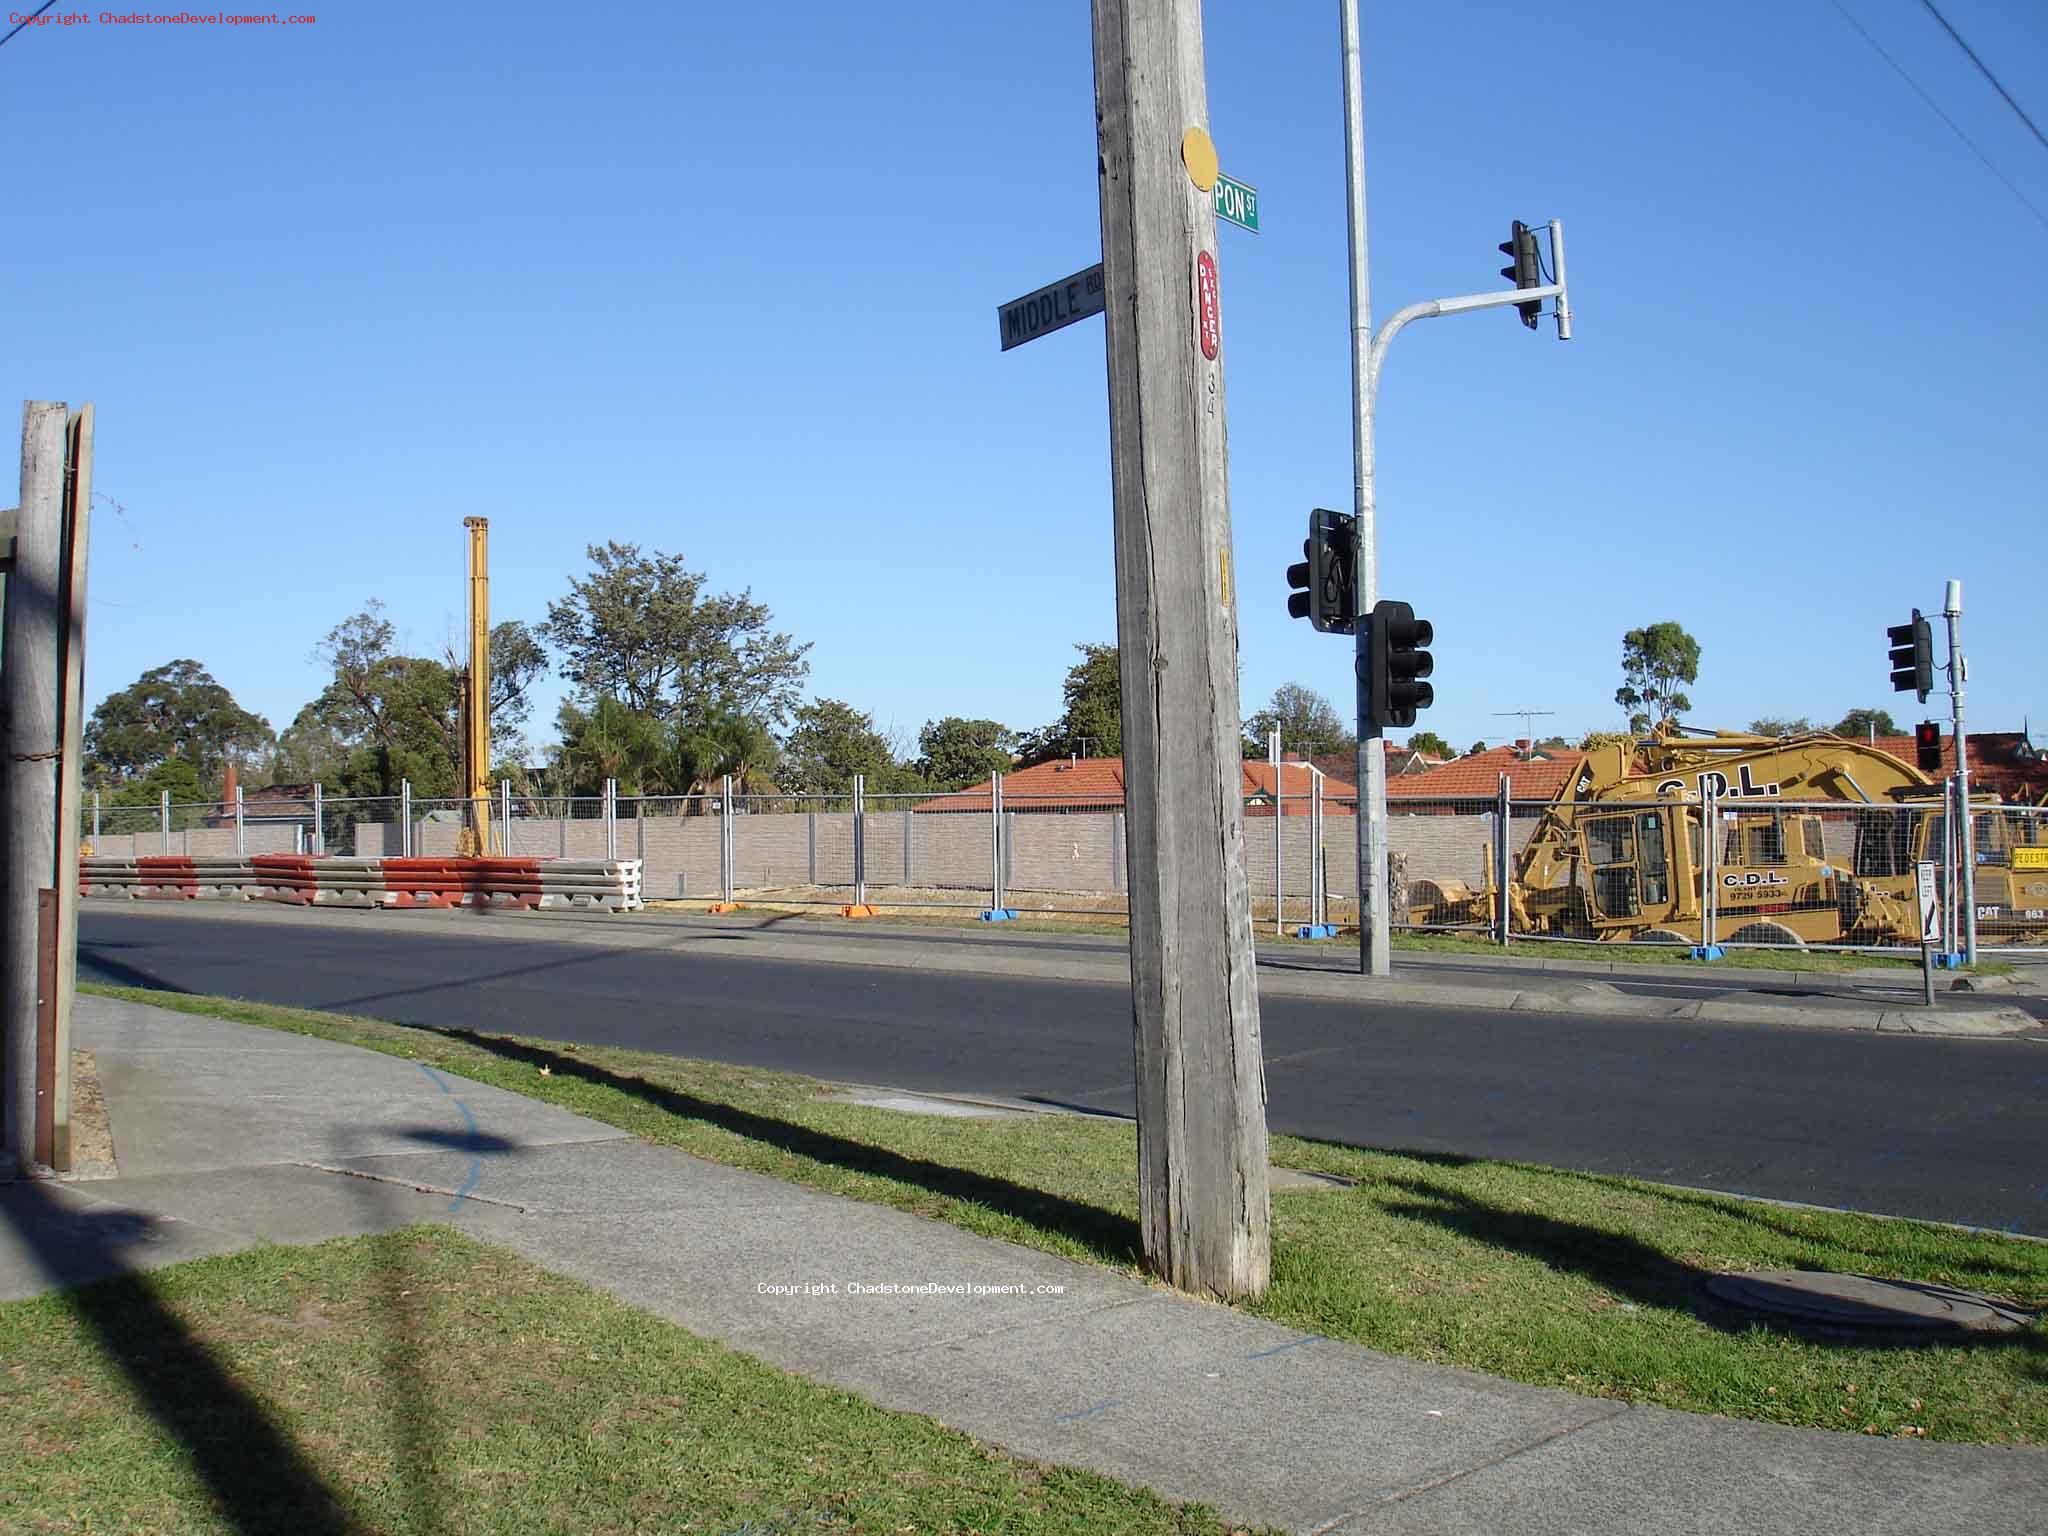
[[1916, 861, 1939, 943], [997, 263, 1104, 351]]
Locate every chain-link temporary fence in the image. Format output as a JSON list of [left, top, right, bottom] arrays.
[[82, 773, 2045, 954], [1465, 790, 2048, 955]]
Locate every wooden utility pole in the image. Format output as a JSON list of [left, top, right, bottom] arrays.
[[1091, 0, 1270, 1299], [49, 406, 92, 1171], [3, 402, 68, 1174], [459, 517, 492, 855]]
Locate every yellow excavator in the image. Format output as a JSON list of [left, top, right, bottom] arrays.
[[1410, 728, 2048, 947]]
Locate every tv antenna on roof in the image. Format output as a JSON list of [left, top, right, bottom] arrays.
[[1493, 710, 1555, 755]]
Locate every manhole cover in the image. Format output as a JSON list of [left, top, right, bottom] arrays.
[[1706, 1271, 2033, 1333]]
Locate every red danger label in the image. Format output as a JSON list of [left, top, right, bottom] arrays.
[[1196, 250, 1219, 361]]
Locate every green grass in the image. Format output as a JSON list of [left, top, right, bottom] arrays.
[[84, 985, 2048, 1445], [1380, 930, 2015, 973], [665, 904, 2016, 975], [0, 1226, 1257, 1535]]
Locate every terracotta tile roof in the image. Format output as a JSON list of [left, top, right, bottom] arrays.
[[1866, 731, 2048, 800], [1242, 759, 1357, 815], [916, 757, 1357, 815], [1385, 745, 1578, 801], [202, 782, 318, 825]]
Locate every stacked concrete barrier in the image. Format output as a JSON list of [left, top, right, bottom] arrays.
[[82, 855, 643, 912], [248, 855, 389, 907], [80, 857, 250, 900]]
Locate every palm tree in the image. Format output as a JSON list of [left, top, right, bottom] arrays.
[[665, 708, 780, 807]]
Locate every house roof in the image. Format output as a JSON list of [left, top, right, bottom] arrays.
[[200, 782, 319, 826], [1375, 730, 2048, 806], [1290, 744, 1439, 785], [1866, 730, 2048, 800], [1385, 745, 1579, 801], [916, 756, 1358, 815]]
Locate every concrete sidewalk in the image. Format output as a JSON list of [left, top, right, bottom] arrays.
[[3, 995, 2041, 1534]]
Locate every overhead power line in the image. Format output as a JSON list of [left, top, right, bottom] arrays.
[[1917, 0, 2048, 156], [0, 1, 56, 50], [1828, 0, 2048, 233]]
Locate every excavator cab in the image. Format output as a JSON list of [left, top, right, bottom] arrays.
[[1580, 809, 1673, 923]]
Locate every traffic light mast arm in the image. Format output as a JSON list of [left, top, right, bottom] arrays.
[[1366, 221, 1572, 393]]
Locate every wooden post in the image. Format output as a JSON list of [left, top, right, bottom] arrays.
[[49, 406, 91, 1171], [1091, 0, 1270, 1299], [4, 403, 67, 1174]]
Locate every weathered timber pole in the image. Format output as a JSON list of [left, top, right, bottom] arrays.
[[48, 406, 92, 1171], [3, 403, 67, 1174], [1091, 0, 1271, 1299]]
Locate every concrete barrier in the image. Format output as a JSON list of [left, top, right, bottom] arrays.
[[82, 856, 644, 913]]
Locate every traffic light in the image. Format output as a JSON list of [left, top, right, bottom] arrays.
[[1915, 721, 1942, 773], [1367, 599, 1434, 728], [1498, 220, 1542, 330], [1887, 609, 1934, 701], [1285, 507, 1358, 634]]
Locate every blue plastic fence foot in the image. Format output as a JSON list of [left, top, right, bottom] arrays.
[[1690, 945, 1725, 961], [1934, 951, 1965, 969], [1294, 923, 1339, 939], [979, 908, 1019, 923]]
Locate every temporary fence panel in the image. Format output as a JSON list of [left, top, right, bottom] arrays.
[[626, 795, 724, 898], [854, 791, 998, 909], [329, 796, 405, 857], [1960, 801, 2048, 953]]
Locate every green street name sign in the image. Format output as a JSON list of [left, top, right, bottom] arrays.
[[1214, 172, 1259, 234]]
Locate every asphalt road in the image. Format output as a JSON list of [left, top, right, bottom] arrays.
[[80, 908, 2048, 1234]]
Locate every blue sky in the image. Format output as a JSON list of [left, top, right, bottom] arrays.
[[5, 0, 2043, 759]]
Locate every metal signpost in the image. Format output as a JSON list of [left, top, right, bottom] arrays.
[[1916, 860, 1940, 1007]]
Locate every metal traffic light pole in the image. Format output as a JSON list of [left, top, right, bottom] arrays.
[[1339, 0, 1570, 975], [1944, 579, 1977, 964]]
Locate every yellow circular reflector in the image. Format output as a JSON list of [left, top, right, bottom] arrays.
[[1181, 127, 1218, 192]]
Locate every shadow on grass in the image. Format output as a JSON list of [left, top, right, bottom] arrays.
[[77, 945, 197, 995], [430, 1026, 1147, 1267], [1277, 1133, 2048, 1284], [1379, 1175, 2047, 1367], [0, 1182, 357, 1534], [1543, 1165, 2048, 1286]]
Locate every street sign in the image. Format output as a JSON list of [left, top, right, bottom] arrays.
[[1916, 861, 1940, 944], [1213, 172, 1258, 234], [997, 263, 1105, 351]]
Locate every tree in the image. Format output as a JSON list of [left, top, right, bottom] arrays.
[[780, 698, 899, 797], [554, 696, 669, 796], [105, 754, 201, 810], [1465, 740, 1488, 757], [1018, 643, 1122, 765], [1243, 683, 1355, 757], [487, 620, 549, 750], [1748, 717, 1814, 738], [1579, 730, 1632, 752], [1832, 707, 1897, 739], [1406, 730, 1452, 759], [917, 717, 1016, 789], [303, 601, 462, 798], [84, 660, 274, 793], [1615, 621, 1700, 734], [669, 707, 781, 799], [543, 542, 811, 730]]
